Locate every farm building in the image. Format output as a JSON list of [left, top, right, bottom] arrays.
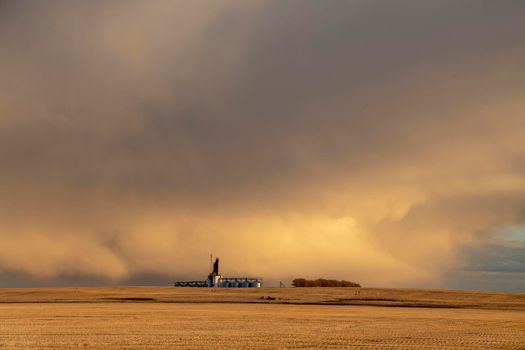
[[174, 257, 262, 288]]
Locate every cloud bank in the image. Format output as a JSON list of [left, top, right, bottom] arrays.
[[1, 0, 525, 289]]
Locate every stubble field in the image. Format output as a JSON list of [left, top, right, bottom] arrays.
[[0, 287, 524, 349]]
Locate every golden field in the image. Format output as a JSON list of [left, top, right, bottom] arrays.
[[0, 287, 524, 349]]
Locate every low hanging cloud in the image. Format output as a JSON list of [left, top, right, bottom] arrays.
[[1, 0, 525, 288]]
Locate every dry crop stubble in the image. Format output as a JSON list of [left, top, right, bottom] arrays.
[[0, 287, 524, 349]]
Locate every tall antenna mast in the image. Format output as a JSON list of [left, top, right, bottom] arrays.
[[210, 254, 213, 274]]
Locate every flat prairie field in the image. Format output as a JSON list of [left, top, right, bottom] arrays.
[[0, 287, 524, 349]]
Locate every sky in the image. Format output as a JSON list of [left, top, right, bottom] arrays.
[[1, 0, 524, 290]]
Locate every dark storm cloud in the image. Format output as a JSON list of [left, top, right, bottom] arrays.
[[446, 233, 525, 291], [1, 0, 525, 288]]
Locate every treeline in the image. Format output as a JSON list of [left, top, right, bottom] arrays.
[[292, 278, 361, 287]]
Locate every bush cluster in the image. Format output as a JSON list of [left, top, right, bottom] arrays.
[[292, 278, 361, 288]]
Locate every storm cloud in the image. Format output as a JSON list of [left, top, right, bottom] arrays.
[[1, 0, 525, 289]]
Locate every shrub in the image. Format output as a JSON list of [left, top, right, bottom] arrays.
[[292, 278, 361, 288]]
